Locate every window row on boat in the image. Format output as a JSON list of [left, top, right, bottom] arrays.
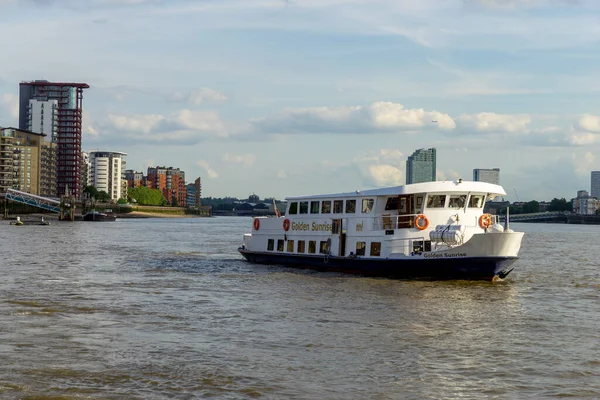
[[287, 194, 486, 216], [266, 238, 383, 257]]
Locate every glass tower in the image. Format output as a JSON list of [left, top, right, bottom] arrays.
[[406, 148, 436, 184]]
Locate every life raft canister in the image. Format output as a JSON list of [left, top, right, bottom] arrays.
[[479, 214, 492, 229], [283, 218, 290, 231], [253, 218, 260, 231], [414, 214, 429, 230]]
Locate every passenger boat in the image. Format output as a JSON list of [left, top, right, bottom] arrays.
[[238, 180, 524, 281]]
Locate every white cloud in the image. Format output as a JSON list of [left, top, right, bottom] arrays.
[[252, 101, 455, 134], [573, 151, 595, 174], [575, 114, 600, 133], [223, 153, 256, 166], [170, 87, 227, 106], [196, 159, 218, 179], [276, 169, 287, 179], [367, 164, 404, 187], [457, 112, 532, 134]]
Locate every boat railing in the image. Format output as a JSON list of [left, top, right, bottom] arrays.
[[374, 213, 419, 230]]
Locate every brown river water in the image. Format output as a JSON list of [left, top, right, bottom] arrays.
[[0, 217, 598, 399]]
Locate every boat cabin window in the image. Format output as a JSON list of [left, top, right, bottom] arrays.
[[319, 241, 329, 254], [333, 200, 343, 213], [426, 195, 446, 208], [289, 202, 298, 215], [345, 199, 356, 213], [362, 199, 374, 213], [287, 240, 294, 252], [356, 241, 366, 256], [277, 240, 284, 252], [297, 240, 305, 253], [385, 197, 398, 211], [310, 201, 320, 214], [299, 201, 309, 214], [308, 241, 316, 254], [267, 239, 274, 251], [370, 242, 381, 256], [322, 201, 331, 214], [449, 195, 467, 208], [468, 195, 484, 208]]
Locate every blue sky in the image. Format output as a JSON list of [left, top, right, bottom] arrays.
[[1, 0, 599, 201]]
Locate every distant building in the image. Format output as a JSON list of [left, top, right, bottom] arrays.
[[40, 139, 57, 198], [572, 190, 599, 215], [88, 151, 127, 201], [473, 168, 500, 185], [591, 171, 600, 199], [82, 152, 91, 187], [124, 169, 144, 188], [19, 80, 90, 198], [248, 193, 260, 203], [406, 148, 436, 184], [147, 166, 186, 206]]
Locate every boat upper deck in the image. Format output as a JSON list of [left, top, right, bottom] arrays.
[[285, 180, 506, 201]]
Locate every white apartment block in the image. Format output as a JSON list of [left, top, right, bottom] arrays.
[[27, 99, 59, 142], [88, 151, 127, 200]]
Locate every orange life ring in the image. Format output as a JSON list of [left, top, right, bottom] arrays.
[[479, 214, 492, 229], [283, 218, 290, 231], [253, 218, 260, 231], [414, 214, 429, 230]]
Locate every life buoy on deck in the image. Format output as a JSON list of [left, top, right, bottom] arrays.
[[283, 218, 290, 231], [253, 218, 260, 231], [414, 214, 429, 230], [479, 214, 492, 229]]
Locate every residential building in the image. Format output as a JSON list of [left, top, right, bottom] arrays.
[[473, 168, 500, 185], [88, 151, 127, 201], [124, 169, 144, 188], [147, 166, 186, 206], [0, 127, 46, 195], [186, 177, 202, 208], [82, 152, 91, 188], [572, 190, 599, 215], [406, 148, 436, 184], [40, 139, 57, 198], [591, 171, 600, 199], [19, 80, 90, 198]]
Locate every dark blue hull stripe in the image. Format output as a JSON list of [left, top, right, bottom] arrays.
[[238, 250, 518, 281]]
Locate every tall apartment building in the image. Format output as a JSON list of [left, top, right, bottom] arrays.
[[40, 140, 57, 197], [406, 148, 436, 184], [147, 166, 186, 206], [88, 151, 127, 201], [0, 127, 53, 195], [27, 99, 59, 142], [19, 80, 90, 198], [591, 171, 600, 199], [473, 168, 500, 185]]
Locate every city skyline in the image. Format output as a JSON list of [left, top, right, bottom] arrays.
[[1, 1, 600, 200]]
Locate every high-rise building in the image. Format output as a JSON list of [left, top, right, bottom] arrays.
[[473, 168, 500, 185], [591, 171, 600, 199], [406, 148, 436, 184], [27, 99, 59, 142], [19, 80, 90, 198], [88, 151, 127, 201]]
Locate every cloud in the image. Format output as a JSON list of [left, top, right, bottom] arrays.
[[567, 114, 600, 145], [94, 109, 228, 144], [196, 159, 218, 179], [457, 112, 532, 134], [575, 114, 600, 133], [252, 102, 455, 134], [573, 151, 595, 174], [366, 164, 404, 187], [223, 153, 256, 166], [1, 94, 19, 123], [170, 87, 227, 106]]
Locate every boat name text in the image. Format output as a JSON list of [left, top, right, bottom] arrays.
[[423, 252, 467, 258], [292, 221, 332, 232]]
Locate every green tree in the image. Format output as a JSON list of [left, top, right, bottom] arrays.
[[128, 186, 167, 206], [97, 190, 110, 202], [522, 200, 540, 214], [548, 198, 571, 212], [83, 185, 99, 199]]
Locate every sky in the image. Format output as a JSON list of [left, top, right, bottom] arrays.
[[1, 0, 600, 201]]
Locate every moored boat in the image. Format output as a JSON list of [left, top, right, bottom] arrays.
[[83, 210, 117, 222], [238, 180, 524, 281]]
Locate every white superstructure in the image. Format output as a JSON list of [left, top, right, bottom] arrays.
[[27, 99, 59, 142]]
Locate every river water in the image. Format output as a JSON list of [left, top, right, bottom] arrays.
[[0, 217, 598, 399]]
